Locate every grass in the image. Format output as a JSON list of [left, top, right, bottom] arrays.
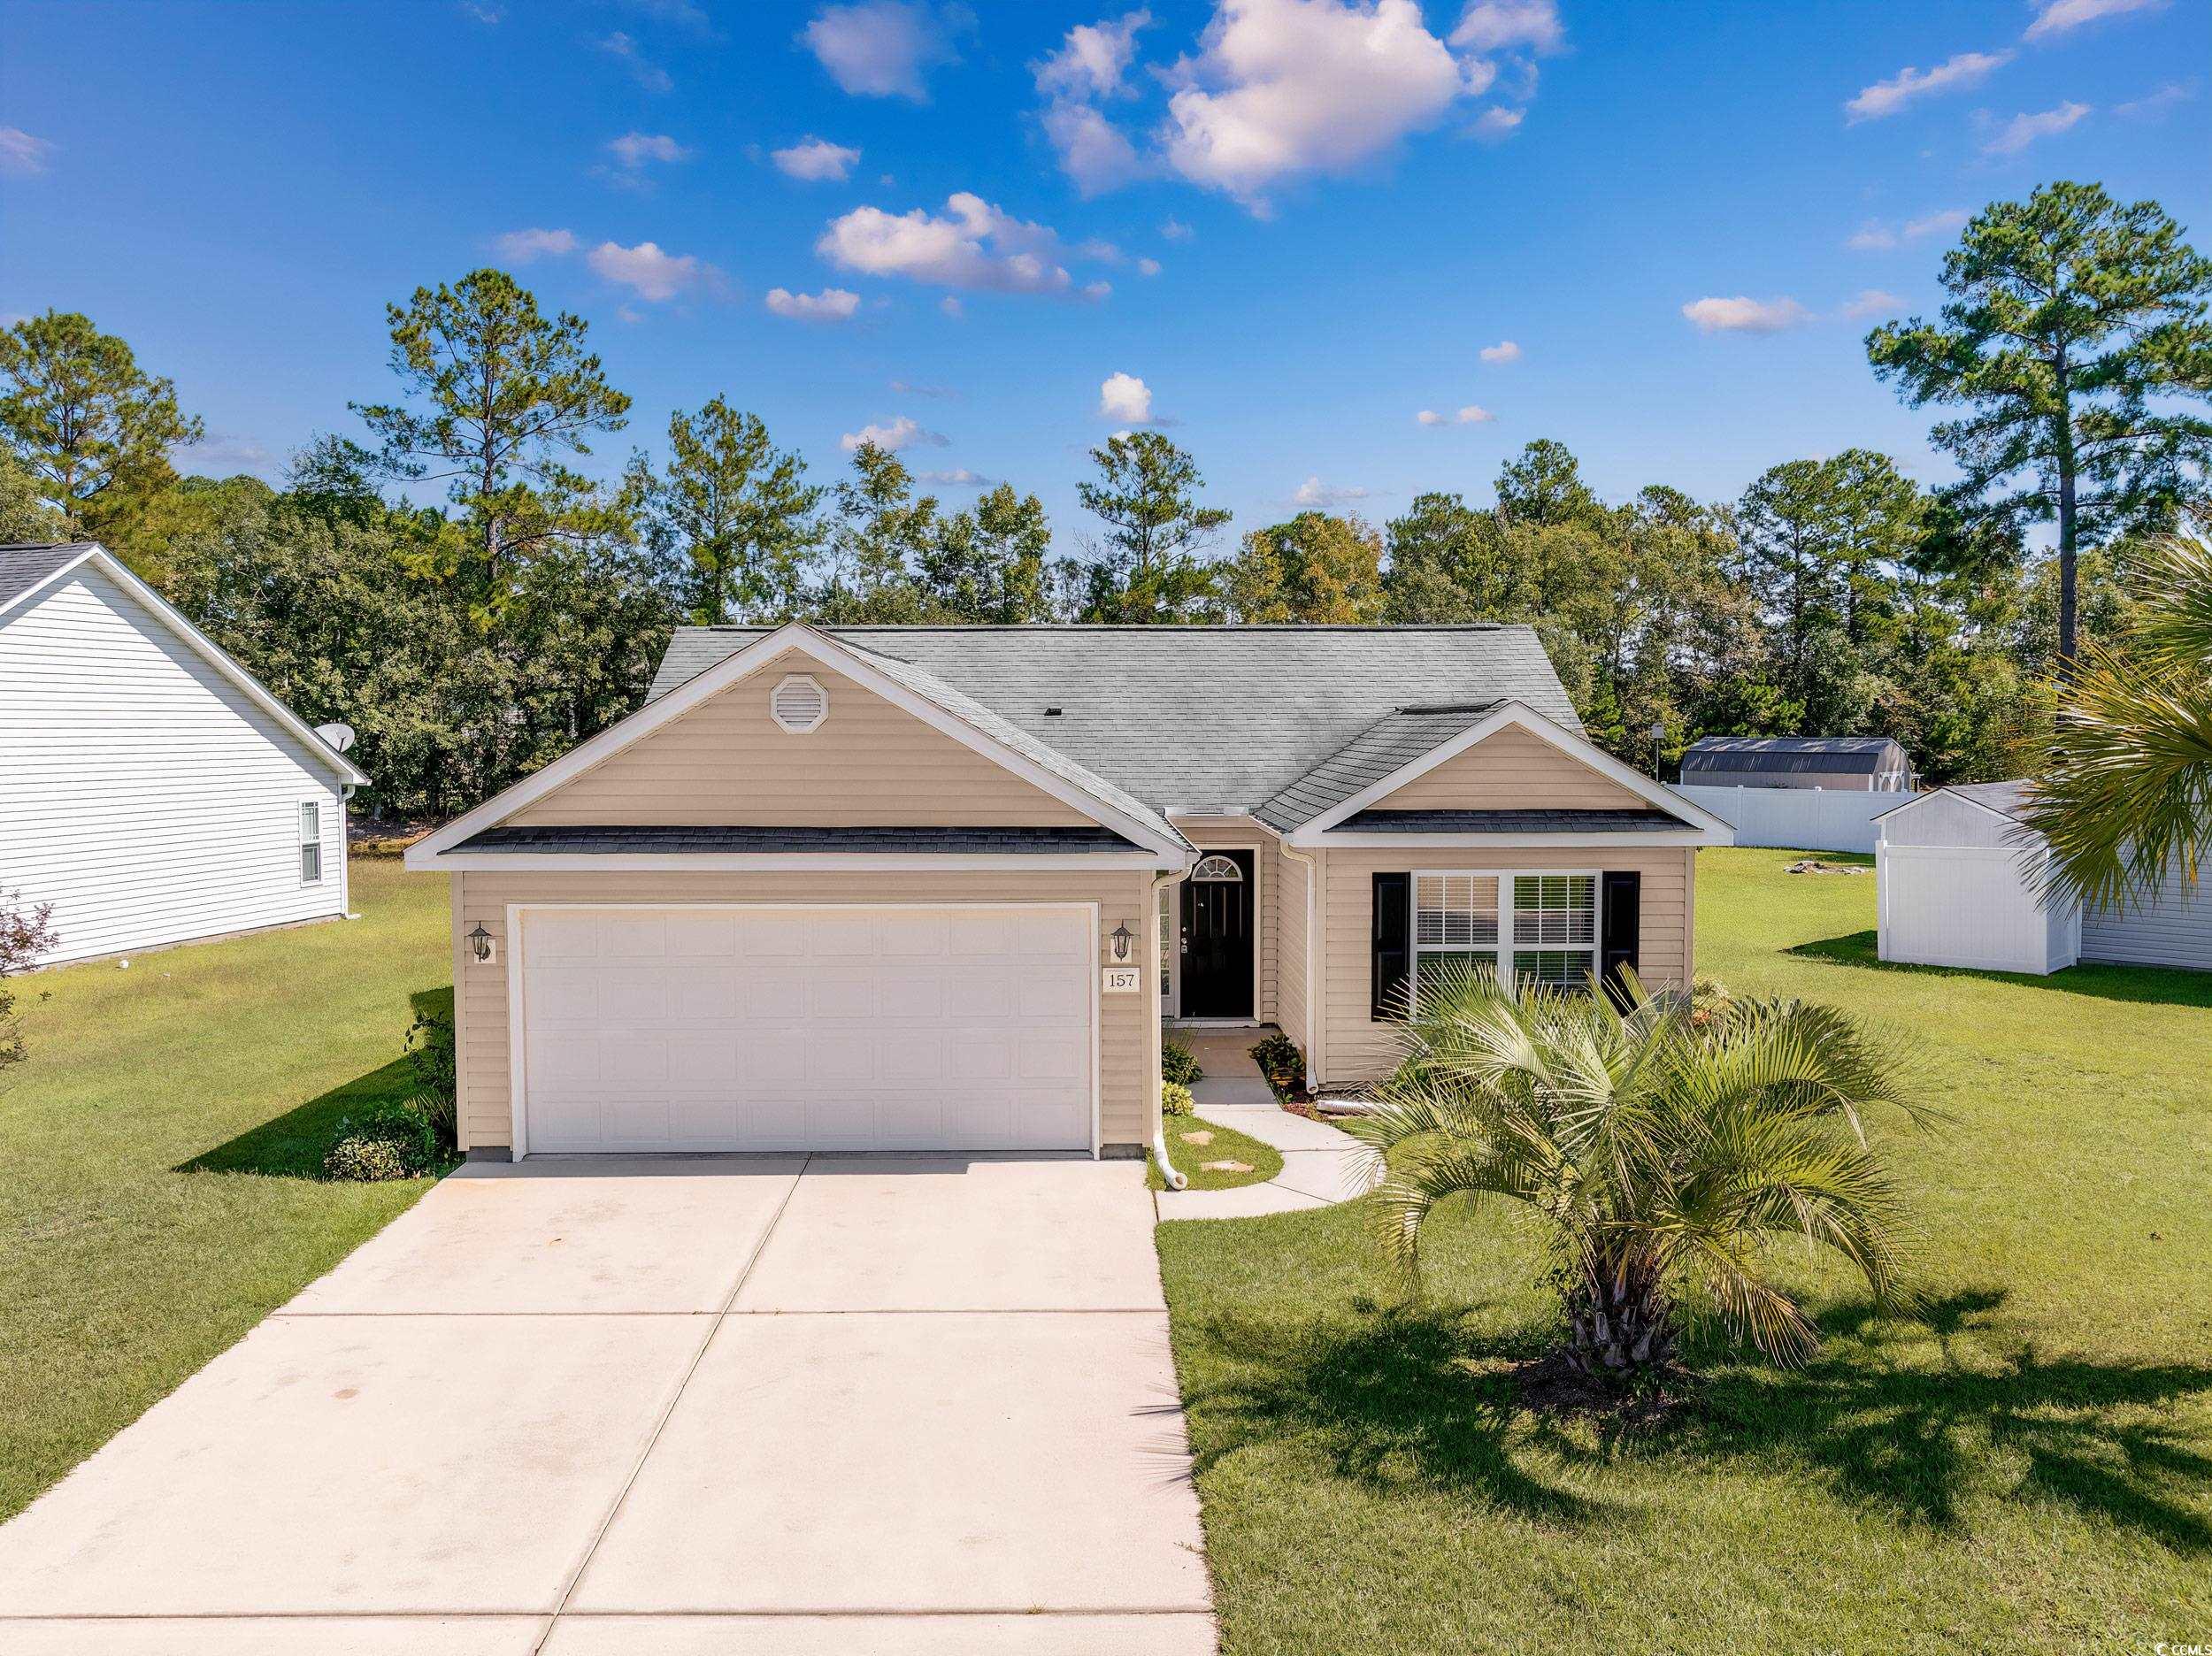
[[1150, 1114, 1286, 1191], [1, 857, 451, 1522], [1155, 847, 2212, 1654]]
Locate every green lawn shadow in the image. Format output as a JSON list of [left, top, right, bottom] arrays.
[[1179, 1286, 2212, 1551], [1791, 930, 2212, 1008], [181, 986, 451, 1178]]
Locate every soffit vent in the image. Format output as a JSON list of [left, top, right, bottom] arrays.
[[771, 672, 828, 734]]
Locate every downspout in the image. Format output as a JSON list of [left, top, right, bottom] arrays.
[[1149, 862, 1194, 1190], [1279, 841, 1320, 1095]]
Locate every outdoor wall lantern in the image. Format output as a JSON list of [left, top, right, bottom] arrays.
[[468, 923, 496, 965], [1110, 921, 1133, 962]]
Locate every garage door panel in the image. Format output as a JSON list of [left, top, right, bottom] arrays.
[[520, 906, 1094, 1155]]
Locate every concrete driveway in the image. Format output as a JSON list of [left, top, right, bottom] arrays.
[[0, 1155, 1215, 1654]]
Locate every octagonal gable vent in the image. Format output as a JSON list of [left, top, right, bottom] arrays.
[[770, 672, 828, 733]]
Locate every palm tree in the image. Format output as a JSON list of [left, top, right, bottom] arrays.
[[1343, 970, 1935, 1378], [2018, 532, 2212, 911]]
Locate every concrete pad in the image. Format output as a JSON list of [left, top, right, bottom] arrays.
[[1189, 1074, 1278, 1108], [288, 1156, 806, 1315], [569, 1312, 1211, 1615], [1270, 1148, 1376, 1204], [0, 1618, 547, 1654], [1202, 1105, 1363, 1153], [735, 1155, 1162, 1312], [0, 1314, 701, 1617], [543, 1612, 1217, 1654], [1155, 1181, 1328, 1220]]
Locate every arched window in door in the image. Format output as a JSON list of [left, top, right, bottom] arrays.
[[1191, 854, 1245, 882]]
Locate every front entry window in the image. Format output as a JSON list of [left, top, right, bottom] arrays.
[[1191, 854, 1244, 882]]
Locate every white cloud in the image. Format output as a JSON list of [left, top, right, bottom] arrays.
[[1469, 106, 1524, 141], [1983, 101, 2092, 154], [940, 295, 964, 318], [764, 286, 861, 320], [1098, 372, 1153, 422], [595, 31, 673, 93], [1042, 101, 1150, 195], [841, 414, 949, 452], [178, 432, 277, 477], [801, 0, 964, 101], [0, 126, 55, 176], [1292, 475, 1379, 507], [1448, 0, 1563, 53], [918, 467, 993, 485], [1035, 10, 1152, 99], [617, 0, 714, 31], [772, 136, 862, 180], [1681, 295, 1812, 334], [1846, 207, 1969, 251], [493, 226, 579, 262], [1415, 404, 1494, 426], [818, 192, 1115, 297], [2024, 0, 2164, 41], [1841, 288, 1903, 319], [605, 132, 690, 168], [1478, 339, 1521, 363], [1845, 50, 2012, 122], [587, 240, 721, 302], [1161, 218, 1194, 240], [1156, 0, 1481, 211], [1137, 256, 1163, 276], [2114, 81, 2192, 119]]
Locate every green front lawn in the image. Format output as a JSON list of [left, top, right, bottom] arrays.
[[1156, 847, 2212, 1653], [1, 858, 450, 1522], [1153, 1115, 1286, 1191]]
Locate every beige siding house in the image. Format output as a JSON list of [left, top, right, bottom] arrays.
[[407, 622, 1732, 1171]]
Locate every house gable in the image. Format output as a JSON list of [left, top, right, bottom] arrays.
[[1367, 724, 1649, 813], [505, 649, 1094, 830]]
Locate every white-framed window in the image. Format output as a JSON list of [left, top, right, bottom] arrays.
[[299, 801, 323, 885], [1411, 869, 1597, 995], [1191, 853, 1244, 882]]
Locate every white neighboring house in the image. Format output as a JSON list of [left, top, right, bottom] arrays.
[[0, 541, 370, 968], [1876, 781, 2212, 977]]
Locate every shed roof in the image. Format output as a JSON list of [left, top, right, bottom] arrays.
[[650, 625, 1579, 816], [1682, 735, 1907, 776], [0, 542, 96, 612]]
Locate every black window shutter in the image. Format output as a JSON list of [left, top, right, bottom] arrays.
[[1601, 870, 1640, 1008], [1372, 871, 1410, 1021]]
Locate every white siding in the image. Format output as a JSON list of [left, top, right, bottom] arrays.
[[1876, 835, 2078, 976], [0, 565, 349, 966], [2082, 864, 2212, 972]]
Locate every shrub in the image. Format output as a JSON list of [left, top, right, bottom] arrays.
[[408, 1090, 457, 1155], [1690, 974, 1733, 1029], [324, 1095, 437, 1180], [404, 1006, 457, 1103], [1249, 1032, 1303, 1090], [1162, 1035, 1203, 1085], [323, 1135, 411, 1182], [1162, 1080, 1195, 1116]]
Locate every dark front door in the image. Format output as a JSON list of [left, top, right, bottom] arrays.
[[1180, 850, 1255, 1018]]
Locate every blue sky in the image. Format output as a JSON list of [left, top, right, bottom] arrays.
[[3, 0, 2205, 549]]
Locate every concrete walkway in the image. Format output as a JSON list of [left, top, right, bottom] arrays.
[[0, 1155, 1216, 1654], [1156, 1029, 1375, 1220]]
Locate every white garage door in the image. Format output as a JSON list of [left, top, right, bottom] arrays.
[[518, 906, 1094, 1154]]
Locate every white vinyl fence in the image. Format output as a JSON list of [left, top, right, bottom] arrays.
[[1675, 785, 1917, 855]]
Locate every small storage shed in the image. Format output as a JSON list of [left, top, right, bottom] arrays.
[[1682, 735, 1911, 792], [1876, 781, 2212, 976]]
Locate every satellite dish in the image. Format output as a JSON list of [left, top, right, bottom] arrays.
[[314, 722, 357, 755]]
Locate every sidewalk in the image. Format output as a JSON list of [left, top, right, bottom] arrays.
[[1156, 1028, 1375, 1220]]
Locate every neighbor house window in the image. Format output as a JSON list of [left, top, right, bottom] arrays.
[[300, 801, 323, 884], [1411, 870, 1595, 996]]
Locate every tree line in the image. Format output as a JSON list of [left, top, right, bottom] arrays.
[[1, 180, 2205, 820]]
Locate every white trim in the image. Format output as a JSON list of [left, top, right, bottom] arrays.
[[1873, 786, 2022, 828], [1, 543, 370, 786], [1171, 840, 1263, 1021], [407, 622, 1186, 867], [426, 850, 1175, 873], [298, 798, 325, 886], [1316, 830, 1715, 849], [1285, 702, 1733, 846], [503, 900, 1102, 1162], [769, 671, 828, 734], [1409, 865, 1602, 996]]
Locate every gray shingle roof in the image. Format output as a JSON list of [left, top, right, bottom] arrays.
[[650, 625, 1578, 820], [0, 542, 93, 611], [1254, 704, 1498, 832], [455, 824, 1141, 855], [1334, 808, 1691, 833], [1948, 780, 2033, 820], [1682, 735, 1906, 776]]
